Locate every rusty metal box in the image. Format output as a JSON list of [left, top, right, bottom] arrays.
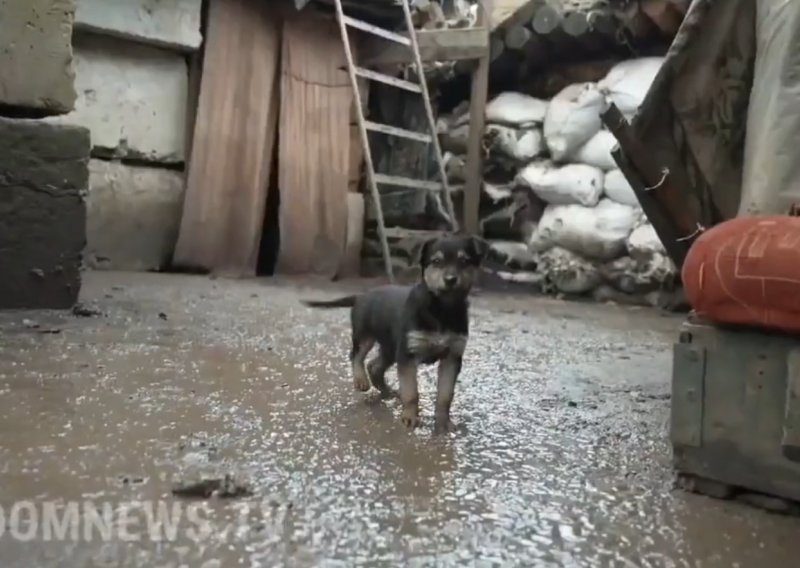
[[671, 319, 800, 501]]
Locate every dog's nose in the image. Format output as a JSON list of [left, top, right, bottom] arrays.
[[444, 274, 457, 287]]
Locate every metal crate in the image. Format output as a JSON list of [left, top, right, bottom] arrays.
[[672, 319, 800, 502]]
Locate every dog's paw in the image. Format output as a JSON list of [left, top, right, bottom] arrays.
[[401, 411, 422, 430], [353, 374, 371, 392], [433, 418, 456, 435], [378, 388, 398, 400]]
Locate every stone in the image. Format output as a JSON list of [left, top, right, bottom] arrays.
[[85, 160, 185, 271], [46, 33, 188, 163], [0, 117, 89, 309], [74, 0, 203, 52], [0, 0, 78, 114]]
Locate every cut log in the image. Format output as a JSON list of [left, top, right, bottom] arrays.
[[641, 0, 685, 37], [504, 24, 532, 50], [531, 4, 562, 35], [562, 11, 590, 37]]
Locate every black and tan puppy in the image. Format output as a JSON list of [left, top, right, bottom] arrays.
[[302, 235, 488, 434]]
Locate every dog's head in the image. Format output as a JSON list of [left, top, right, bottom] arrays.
[[418, 235, 489, 298]]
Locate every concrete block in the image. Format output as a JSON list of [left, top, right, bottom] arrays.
[[0, 0, 78, 114], [74, 0, 203, 52], [48, 33, 188, 164], [0, 117, 89, 310], [85, 160, 185, 271]]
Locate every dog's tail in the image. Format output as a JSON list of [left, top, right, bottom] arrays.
[[301, 295, 358, 309]]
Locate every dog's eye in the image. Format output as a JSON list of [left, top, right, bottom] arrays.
[[431, 256, 444, 266]]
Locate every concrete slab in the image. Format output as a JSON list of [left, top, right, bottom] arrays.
[[74, 0, 203, 52], [47, 33, 188, 164], [0, 117, 89, 309], [85, 159, 185, 271], [0, 0, 77, 114]]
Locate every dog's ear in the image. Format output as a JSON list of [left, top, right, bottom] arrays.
[[418, 238, 436, 267], [468, 236, 490, 265]]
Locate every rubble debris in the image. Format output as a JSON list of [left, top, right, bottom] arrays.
[[171, 474, 253, 499]]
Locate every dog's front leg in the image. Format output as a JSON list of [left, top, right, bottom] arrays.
[[434, 355, 462, 434], [397, 362, 421, 429]]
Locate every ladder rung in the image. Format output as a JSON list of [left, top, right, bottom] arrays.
[[342, 15, 411, 46], [365, 121, 432, 143], [383, 228, 449, 239], [373, 173, 443, 192], [354, 67, 421, 93]]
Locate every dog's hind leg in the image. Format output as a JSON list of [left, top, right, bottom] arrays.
[[350, 337, 375, 392], [434, 355, 462, 435], [367, 347, 396, 399]]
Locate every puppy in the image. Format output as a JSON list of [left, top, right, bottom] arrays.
[[303, 235, 488, 434]]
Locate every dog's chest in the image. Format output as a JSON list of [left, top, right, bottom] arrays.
[[406, 330, 467, 362]]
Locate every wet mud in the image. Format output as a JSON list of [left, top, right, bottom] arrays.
[[0, 272, 798, 567]]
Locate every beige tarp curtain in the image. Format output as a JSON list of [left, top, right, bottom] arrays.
[[740, 0, 800, 215], [631, 0, 800, 226]]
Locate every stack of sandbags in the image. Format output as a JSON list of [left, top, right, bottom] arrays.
[[512, 57, 677, 302], [439, 91, 549, 243]]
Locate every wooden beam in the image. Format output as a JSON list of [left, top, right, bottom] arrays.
[[463, 0, 492, 236], [361, 27, 490, 66], [601, 104, 696, 269]]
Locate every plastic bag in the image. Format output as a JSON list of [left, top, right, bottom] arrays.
[[528, 199, 640, 261], [568, 130, 618, 170], [517, 161, 603, 207], [543, 82, 606, 161], [484, 124, 545, 162], [603, 169, 639, 207], [486, 92, 548, 125], [537, 246, 602, 295], [598, 57, 664, 115]]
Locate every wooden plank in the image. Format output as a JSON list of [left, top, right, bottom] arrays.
[[365, 120, 432, 143], [275, 15, 353, 277], [373, 173, 442, 191], [354, 66, 422, 92], [172, 0, 280, 277], [463, 0, 492, 235], [361, 28, 490, 66]]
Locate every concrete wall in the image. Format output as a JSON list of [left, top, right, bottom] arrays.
[[85, 160, 185, 271], [74, 0, 203, 52], [0, 0, 78, 114], [47, 0, 202, 272], [48, 33, 189, 164]]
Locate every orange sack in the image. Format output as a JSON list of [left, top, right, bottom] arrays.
[[682, 215, 800, 334]]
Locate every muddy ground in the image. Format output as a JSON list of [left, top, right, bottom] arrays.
[[0, 272, 798, 567]]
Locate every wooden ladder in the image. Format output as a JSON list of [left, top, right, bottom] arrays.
[[333, 0, 490, 282]]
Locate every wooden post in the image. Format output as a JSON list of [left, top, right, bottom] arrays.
[[462, 0, 492, 235]]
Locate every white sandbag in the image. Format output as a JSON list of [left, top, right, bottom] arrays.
[[486, 92, 548, 125], [517, 161, 603, 207], [603, 169, 639, 207], [598, 57, 664, 115], [543, 82, 606, 161], [600, 253, 677, 294], [484, 124, 545, 162], [537, 246, 602, 295], [528, 199, 639, 261], [569, 130, 618, 170], [488, 240, 538, 269], [626, 222, 666, 260]]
